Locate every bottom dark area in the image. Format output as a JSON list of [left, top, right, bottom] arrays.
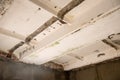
[[69, 58, 120, 80], [0, 56, 66, 80], [0, 56, 120, 80]]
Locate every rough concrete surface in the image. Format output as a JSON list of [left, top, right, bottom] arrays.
[[0, 56, 66, 80]]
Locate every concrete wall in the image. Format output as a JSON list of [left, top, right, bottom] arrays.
[[0, 56, 66, 80], [69, 58, 120, 80], [1, 56, 120, 80]]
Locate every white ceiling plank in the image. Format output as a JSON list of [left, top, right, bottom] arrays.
[[0, 34, 21, 52], [30, 0, 72, 16], [0, 0, 53, 37], [18, 5, 120, 59], [20, 7, 120, 65], [64, 49, 119, 70], [0, 27, 26, 41], [64, 0, 120, 23], [0, 0, 120, 70], [30, 0, 120, 24], [53, 40, 120, 70]]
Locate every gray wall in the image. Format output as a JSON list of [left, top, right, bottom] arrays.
[[1, 56, 120, 80], [69, 58, 120, 80], [0, 56, 66, 80]]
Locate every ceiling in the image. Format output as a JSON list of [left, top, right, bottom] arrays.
[[0, 0, 120, 70]]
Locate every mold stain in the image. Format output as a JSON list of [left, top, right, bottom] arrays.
[[67, 14, 74, 21], [26, 18, 30, 22], [43, 7, 120, 61], [97, 13, 103, 17], [50, 41, 60, 47], [71, 28, 81, 34], [97, 53, 105, 57], [112, 40, 120, 45], [67, 47, 80, 52], [62, 46, 83, 55], [0, 0, 14, 16], [75, 56, 84, 61], [29, 54, 38, 58], [101, 7, 120, 18]]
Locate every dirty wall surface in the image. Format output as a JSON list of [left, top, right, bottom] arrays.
[[0, 56, 66, 80], [69, 58, 120, 80]]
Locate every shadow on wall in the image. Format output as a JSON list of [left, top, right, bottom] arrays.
[[0, 56, 66, 80]]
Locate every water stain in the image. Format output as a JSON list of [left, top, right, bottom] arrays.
[[50, 41, 60, 47]]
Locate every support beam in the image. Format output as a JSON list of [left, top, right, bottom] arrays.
[[0, 0, 14, 16], [6, 16, 57, 58], [0, 27, 25, 40], [43, 62, 64, 70], [30, 0, 59, 15], [7, 16, 58, 58], [8, 0, 84, 58], [57, 0, 84, 19], [102, 39, 119, 50], [7, 41, 24, 58], [0, 50, 8, 56], [0, 27, 37, 44], [0, 50, 18, 60], [9, 0, 120, 61], [30, 0, 84, 20], [9, 42, 25, 53], [25, 16, 58, 43], [20, 6, 120, 67]]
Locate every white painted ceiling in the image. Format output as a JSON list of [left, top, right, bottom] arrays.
[[0, 0, 120, 70]]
